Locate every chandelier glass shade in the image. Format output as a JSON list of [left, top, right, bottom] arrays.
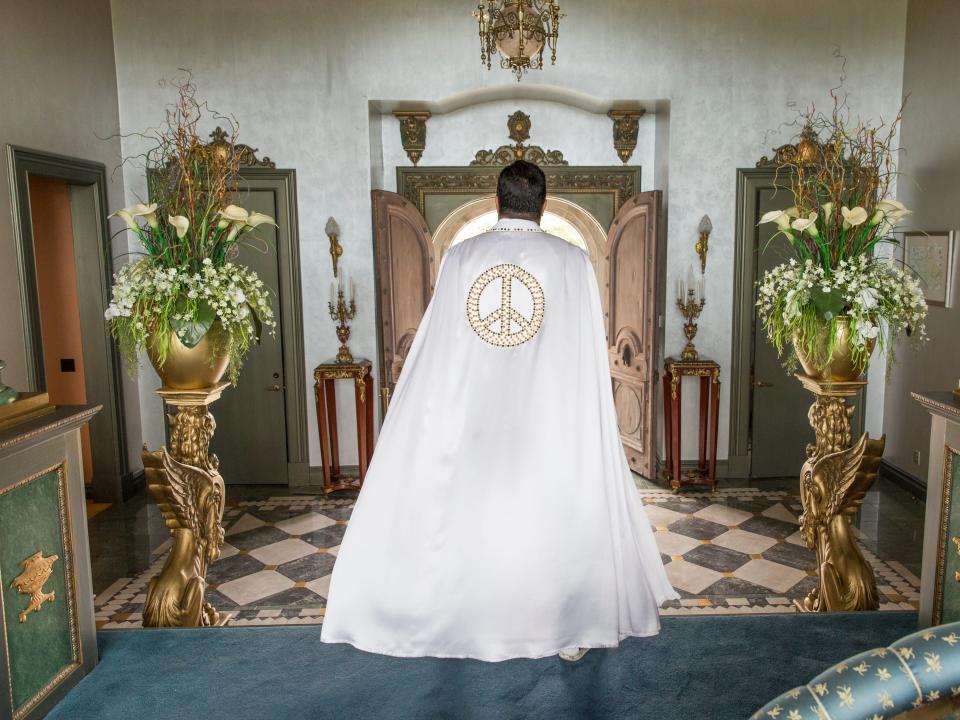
[[474, 1, 563, 81]]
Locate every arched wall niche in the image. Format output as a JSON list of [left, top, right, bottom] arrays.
[[432, 195, 609, 302]]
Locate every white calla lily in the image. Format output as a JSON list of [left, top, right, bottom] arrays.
[[821, 202, 833, 218], [841, 206, 868, 229], [791, 212, 819, 236], [108, 208, 138, 231], [128, 202, 159, 229], [219, 205, 249, 224], [246, 212, 277, 229], [759, 209, 793, 232], [876, 198, 908, 214], [168, 215, 190, 239]]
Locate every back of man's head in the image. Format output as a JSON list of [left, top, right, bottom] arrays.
[[496, 160, 547, 219]]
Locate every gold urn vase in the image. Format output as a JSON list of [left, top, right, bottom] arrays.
[[794, 316, 876, 382], [147, 327, 229, 390]]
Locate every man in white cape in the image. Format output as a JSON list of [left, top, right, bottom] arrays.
[[321, 160, 677, 662]]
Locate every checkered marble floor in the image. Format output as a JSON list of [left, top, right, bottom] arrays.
[[93, 488, 919, 628]]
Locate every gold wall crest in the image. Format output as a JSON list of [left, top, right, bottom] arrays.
[[10, 550, 59, 623], [471, 111, 567, 166], [203, 126, 275, 168]]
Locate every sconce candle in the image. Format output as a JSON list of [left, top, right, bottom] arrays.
[[326, 216, 343, 278], [696, 214, 712, 274]]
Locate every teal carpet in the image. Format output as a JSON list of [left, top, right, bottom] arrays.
[[50, 613, 917, 720]]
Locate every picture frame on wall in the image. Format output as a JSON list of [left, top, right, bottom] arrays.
[[902, 230, 956, 308]]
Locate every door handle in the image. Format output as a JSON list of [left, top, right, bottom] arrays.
[[754, 380, 774, 388], [266, 384, 285, 392]]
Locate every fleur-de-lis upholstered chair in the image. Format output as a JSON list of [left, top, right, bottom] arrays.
[[752, 621, 960, 719]]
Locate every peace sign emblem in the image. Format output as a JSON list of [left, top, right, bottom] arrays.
[[466, 263, 545, 347]]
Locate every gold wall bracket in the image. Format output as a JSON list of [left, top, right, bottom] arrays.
[[607, 109, 645, 165], [142, 381, 230, 628], [795, 375, 884, 613], [394, 111, 431, 166]]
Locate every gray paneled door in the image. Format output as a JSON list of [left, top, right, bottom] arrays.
[[746, 179, 863, 478], [749, 185, 814, 478], [211, 178, 290, 485]]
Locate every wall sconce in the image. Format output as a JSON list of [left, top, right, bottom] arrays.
[[695, 214, 712, 274], [326, 217, 343, 278]]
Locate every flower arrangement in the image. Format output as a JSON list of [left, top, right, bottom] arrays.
[[757, 255, 926, 372], [756, 98, 927, 376], [106, 77, 275, 385], [105, 259, 273, 382]]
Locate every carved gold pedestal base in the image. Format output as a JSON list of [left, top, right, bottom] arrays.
[[795, 375, 884, 613], [142, 381, 231, 628]]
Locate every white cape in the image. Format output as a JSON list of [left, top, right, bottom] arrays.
[[321, 218, 677, 661]]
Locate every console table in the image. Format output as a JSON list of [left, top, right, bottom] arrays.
[[913, 391, 960, 627], [314, 360, 374, 493], [0, 403, 99, 719], [662, 357, 720, 492]]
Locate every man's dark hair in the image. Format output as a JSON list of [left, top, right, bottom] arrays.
[[496, 160, 547, 217]]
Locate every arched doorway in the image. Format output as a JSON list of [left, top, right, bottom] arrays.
[[432, 196, 609, 296]]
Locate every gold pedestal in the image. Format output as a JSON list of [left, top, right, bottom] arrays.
[[142, 381, 230, 627], [795, 375, 885, 613]]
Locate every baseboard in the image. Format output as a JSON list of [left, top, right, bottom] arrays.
[[297, 464, 361, 491], [878, 459, 926, 501], [121, 469, 145, 501]]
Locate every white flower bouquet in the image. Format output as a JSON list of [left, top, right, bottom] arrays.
[[756, 97, 928, 376], [106, 259, 275, 384], [757, 255, 926, 373], [106, 76, 276, 385]]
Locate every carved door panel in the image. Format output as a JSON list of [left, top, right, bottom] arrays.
[[372, 191, 435, 415], [604, 192, 663, 479]]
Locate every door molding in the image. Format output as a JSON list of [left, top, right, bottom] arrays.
[[6, 145, 129, 500], [236, 168, 310, 484], [397, 166, 640, 230]]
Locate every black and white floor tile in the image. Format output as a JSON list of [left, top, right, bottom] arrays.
[[93, 488, 919, 628]]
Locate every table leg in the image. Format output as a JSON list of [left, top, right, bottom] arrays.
[[709, 376, 721, 490], [698, 375, 708, 473], [314, 382, 332, 491], [356, 379, 370, 484], [671, 375, 682, 492], [324, 379, 340, 480], [662, 372, 673, 484]]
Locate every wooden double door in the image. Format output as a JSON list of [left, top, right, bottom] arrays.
[[372, 190, 664, 479]]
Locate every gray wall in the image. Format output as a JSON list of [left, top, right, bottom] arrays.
[[882, 0, 960, 480], [0, 1, 143, 467], [110, 0, 909, 467]]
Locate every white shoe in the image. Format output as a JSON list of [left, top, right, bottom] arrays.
[[559, 647, 589, 662]]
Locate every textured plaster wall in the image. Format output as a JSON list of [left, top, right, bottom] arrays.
[[882, 0, 960, 481], [109, 0, 908, 468], [0, 0, 142, 467]]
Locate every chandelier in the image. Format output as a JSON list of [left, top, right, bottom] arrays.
[[473, 1, 563, 81]]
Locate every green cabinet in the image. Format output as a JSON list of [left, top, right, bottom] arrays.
[[0, 406, 99, 719], [915, 391, 960, 626]]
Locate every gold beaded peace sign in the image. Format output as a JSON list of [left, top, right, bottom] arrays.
[[466, 264, 545, 347]]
